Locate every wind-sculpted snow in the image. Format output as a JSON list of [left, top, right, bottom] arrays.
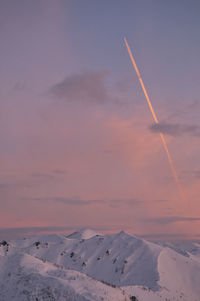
[[1, 229, 200, 301]]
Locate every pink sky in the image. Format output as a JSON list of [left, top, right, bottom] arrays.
[[0, 1, 200, 240]]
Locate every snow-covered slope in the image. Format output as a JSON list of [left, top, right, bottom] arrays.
[[161, 240, 200, 263], [0, 252, 129, 301], [1, 230, 200, 301], [158, 247, 200, 301], [12, 231, 162, 289]]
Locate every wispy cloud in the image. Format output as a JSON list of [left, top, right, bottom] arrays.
[[147, 216, 200, 224], [52, 197, 103, 206], [141, 233, 199, 241], [149, 122, 200, 137], [21, 196, 142, 208], [23, 197, 104, 206], [108, 198, 141, 208]]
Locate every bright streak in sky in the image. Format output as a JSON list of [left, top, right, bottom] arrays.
[[124, 37, 185, 201]]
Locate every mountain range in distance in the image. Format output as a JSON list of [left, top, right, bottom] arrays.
[[0, 228, 200, 301]]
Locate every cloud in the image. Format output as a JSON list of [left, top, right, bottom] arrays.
[[0, 183, 12, 189], [30, 170, 66, 180], [147, 216, 200, 224], [140, 233, 195, 241], [52, 197, 103, 206], [50, 71, 110, 104], [21, 196, 142, 208], [149, 122, 200, 137], [0, 226, 77, 240], [1, 226, 199, 242], [108, 199, 141, 208], [22, 197, 104, 206]]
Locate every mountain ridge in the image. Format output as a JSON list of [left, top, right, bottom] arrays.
[[0, 228, 200, 301]]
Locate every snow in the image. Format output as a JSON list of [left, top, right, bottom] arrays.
[[157, 247, 200, 301], [13, 231, 163, 288], [0, 252, 129, 301], [0, 229, 200, 301], [67, 229, 101, 240]]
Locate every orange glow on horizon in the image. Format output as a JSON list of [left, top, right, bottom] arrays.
[[124, 37, 185, 201]]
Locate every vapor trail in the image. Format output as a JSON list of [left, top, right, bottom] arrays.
[[124, 37, 185, 200]]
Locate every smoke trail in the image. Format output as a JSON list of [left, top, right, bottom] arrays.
[[124, 37, 185, 200]]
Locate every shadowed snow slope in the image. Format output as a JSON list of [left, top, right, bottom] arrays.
[[1, 229, 200, 301]]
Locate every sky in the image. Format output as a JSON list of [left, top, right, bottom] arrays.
[[0, 0, 200, 240]]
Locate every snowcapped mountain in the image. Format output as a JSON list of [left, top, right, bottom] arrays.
[[0, 229, 200, 301], [67, 228, 101, 240]]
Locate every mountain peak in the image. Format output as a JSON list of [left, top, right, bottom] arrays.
[[67, 228, 101, 240]]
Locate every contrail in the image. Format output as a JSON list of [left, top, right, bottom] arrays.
[[124, 37, 185, 200]]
